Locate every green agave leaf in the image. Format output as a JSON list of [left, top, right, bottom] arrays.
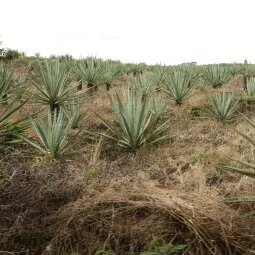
[[225, 197, 255, 204], [17, 110, 83, 157], [96, 88, 170, 149], [31, 60, 86, 113], [203, 64, 230, 88], [206, 92, 240, 120], [162, 69, 193, 104]]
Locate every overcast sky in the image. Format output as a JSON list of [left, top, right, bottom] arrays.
[[1, 0, 255, 65]]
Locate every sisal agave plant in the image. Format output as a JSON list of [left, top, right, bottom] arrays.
[[178, 65, 201, 83], [128, 73, 155, 100], [96, 89, 170, 150], [0, 63, 17, 102], [71, 60, 84, 90], [245, 64, 255, 78], [16, 110, 81, 158], [152, 65, 168, 91], [0, 64, 29, 146], [0, 98, 29, 147], [76, 57, 103, 92], [162, 69, 193, 105], [101, 61, 122, 90], [129, 63, 146, 76], [244, 77, 255, 99], [223, 115, 255, 178], [150, 95, 167, 116], [63, 100, 86, 129], [202, 65, 230, 88], [227, 63, 245, 77], [222, 115, 255, 213], [31, 60, 85, 117], [206, 92, 240, 121]]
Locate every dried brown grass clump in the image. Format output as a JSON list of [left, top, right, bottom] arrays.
[[0, 150, 86, 254], [47, 181, 255, 255]]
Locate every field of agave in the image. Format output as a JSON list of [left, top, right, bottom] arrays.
[[2, 56, 255, 254]]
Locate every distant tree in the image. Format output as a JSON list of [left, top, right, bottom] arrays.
[[4, 49, 22, 60], [181, 62, 197, 66], [35, 52, 41, 58]]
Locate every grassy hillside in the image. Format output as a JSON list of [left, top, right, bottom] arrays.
[[1, 58, 255, 255]]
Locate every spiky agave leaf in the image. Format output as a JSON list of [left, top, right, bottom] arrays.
[[222, 158, 255, 178], [0, 64, 29, 146], [128, 73, 155, 100], [202, 64, 230, 88], [63, 100, 86, 129], [152, 65, 168, 89], [16, 110, 81, 157], [129, 63, 146, 76], [0, 119, 31, 146], [76, 57, 104, 91], [222, 115, 255, 209], [0, 62, 19, 102], [227, 63, 245, 77], [244, 77, 255, 98], [206, 92, 240, 121], [162, 69, 193, 104], [95, 89, 170, 150], [150, 94, 167, 116], [31, 60, 85, 114], [176, 65, 201, 84], [0, 96, 30, 147], [101, 61, 122, 90], [245, 64, 255, 78]]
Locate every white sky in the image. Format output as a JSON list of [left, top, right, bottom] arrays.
[[1, 0, 255, 65]]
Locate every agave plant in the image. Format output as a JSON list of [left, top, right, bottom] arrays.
[[129, 63, 146, 76], [1, 120, 31, 146], [162, 69, 193, 105], [96, 89, 170, 150], [0, 64, 29, 146], [101, 61, 122, 90], [222, 115, 255, 212], [152, 65, 168, 92], [0, 63, 17, 102], [150, 95, 167, 116], [16, 110, 81, 158], [178, 65, 201, 84], [31, 60, 85, 117], [245, 64, 255, 79], [71, 60, 84, 90], [202, 65, 230, 88], [244, 77, 255, 99], [63, 100, 86, 129], [128, 73, 155, 100], [223, 115, 255, 177], [0, 98, 30, 147], [206, 92, 240, 121], [76, 57, 103, 92], [227, 63, 245, 77], [123, 63, 133, 75]]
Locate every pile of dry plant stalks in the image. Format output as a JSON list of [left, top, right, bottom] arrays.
[[42, 182, 255, 254], [1, 149, 255, 255]]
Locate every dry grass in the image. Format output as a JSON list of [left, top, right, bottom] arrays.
[[1, 63, 255, 254], [48, 180, 255, 255]]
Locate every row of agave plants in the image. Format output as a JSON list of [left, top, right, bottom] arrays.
[[0, 59, 171, 157], [25, 56, 255, 89], [27, 57, 147, 91], [2, 57, 255, 216], [1, 58, 255, 156]]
